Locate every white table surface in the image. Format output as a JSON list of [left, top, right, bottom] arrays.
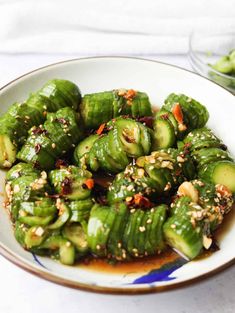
[[0, 53, 234, 313]]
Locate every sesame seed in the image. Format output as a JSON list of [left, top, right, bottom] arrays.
[[35, 227, 44, 237], [139, 226, 146, 232]]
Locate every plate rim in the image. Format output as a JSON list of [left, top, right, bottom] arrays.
[[0, 55, 234, 294]]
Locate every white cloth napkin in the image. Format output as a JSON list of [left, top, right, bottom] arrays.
[[0, 0, 234, 55]]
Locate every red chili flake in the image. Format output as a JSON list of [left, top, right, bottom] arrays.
[[175, 169, 182, 176], [32, 127, 47, 135], [160, 114, 169, 120], [137, 116, 154, 128], [184, 142, 191, 148], [96, 123, 106, 135], [55, 118, 69, 126], [171, 194, 180, 203], [61, 177, 72, 195], [183, 143, 191, 153], [172, 103, 184, 124], [123, 89, 137, 100], [55, 159, 68, 169], [84, 178, 94, 190], [96, 195, 108, 205], [33, 161, 41, 169], [34, 144, 41, 154], [48, 194, 60, 199], [133, 194, 153, 208]]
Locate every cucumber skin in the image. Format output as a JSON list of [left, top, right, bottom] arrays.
[[80, 90, 152, 129], [82, 119, 151, 174], [49, 166, 92, 200], [0, 79, 81, 169], [87, 203, 167, 260], [198, 160, 235, 193], [163, 93, 209, 131], [192, 147, 232, 169], [18, 107, 84, 170], [163, 215, 203, 260], [152, 116, 176, 150], [183, 127, 222, 152], [108, 149, 195, 203]]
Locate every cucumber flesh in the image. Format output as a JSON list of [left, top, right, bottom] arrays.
[[0, 134, 16, 168], [62, 223, 88, 254], [163, 215, 203, 260], [152, 117, 176, 150], [212, 161, 235, 193]]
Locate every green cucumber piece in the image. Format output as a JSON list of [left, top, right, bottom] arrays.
[[107, 128, 129, 168], [163, 215, 203, 260], [20, 198, 57, 217], [24, 226, 47, 249], [6, 163, 40, 181], [69, 199, 93, 222], [62, 223, 88, 255], [48, 200, 71, 229], [18, 214, 54, 226], [49, 166, 92, 200], [192, 148, 232, 169], [115, 118, 144, 157], [107, 202, 129, 260], [0, 133, 17, 168], [39, 235, 75, 265], [149, 205, 167, 252], [199, 160, 235, 193], [87, 204, 116, 257], [73, 134, 99, 165], [152, 116, 176, 149]]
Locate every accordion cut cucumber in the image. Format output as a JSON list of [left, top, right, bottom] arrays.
[[191, 147, 232, 169], [17, 107, 84, 170], [76, 118, 151, 173], [80, 89, 152, 129], [87, 203, 167, 260], [183, 127, 222, 151], [108, 148, 195, 203], [69, 199, 94, 223], [3, 83, 235, 266], [49, 166, 93, 200], [0, 79, 81, 168], [163, 93, 209, 132]]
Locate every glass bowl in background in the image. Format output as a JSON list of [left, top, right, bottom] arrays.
[[188, 31, 235, 94]]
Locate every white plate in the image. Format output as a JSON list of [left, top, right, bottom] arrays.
[[0, 57, 234, 294]]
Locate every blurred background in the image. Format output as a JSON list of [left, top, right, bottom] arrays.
[[0, 0, 234, 86], [0, 1, 234, 313]]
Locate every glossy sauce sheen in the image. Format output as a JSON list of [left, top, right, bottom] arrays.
[[78, 206, 235, 274], [79, 249, 179, 274]]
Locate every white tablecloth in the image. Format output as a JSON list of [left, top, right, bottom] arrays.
[[0, 54, 234, 313]]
